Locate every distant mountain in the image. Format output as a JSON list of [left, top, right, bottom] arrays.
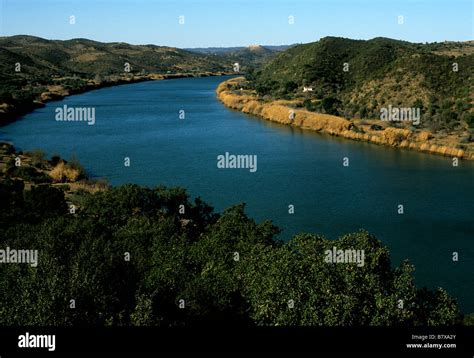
[[185, 44, 293, 54], [248, 36, 474, 131], [185, 45, 293, 70], [220, 45, 280, 69]]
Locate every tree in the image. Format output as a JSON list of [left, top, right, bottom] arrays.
[[0, 182, 463, 326], [283, 81, 298, 94], [240, 231, 460, 326], [321, 97, 342, 115]]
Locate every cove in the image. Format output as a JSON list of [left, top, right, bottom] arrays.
[[1, 76, 473, 312]]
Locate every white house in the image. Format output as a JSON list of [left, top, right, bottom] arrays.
[[303, 86, 313, 92]]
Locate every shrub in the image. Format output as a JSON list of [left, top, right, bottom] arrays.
[[27, 149, 45, 168], [49, 162, 81, 183]]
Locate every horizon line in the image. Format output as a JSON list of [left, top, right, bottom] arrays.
[[2, 34, 473, 49]]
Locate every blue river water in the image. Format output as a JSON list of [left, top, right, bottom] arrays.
[[1, 76, 473, 312]]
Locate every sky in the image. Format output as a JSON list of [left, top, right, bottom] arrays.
[[0, 0, 472, 48]]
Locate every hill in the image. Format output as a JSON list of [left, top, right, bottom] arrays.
[[221, 45, 279, 69], [0, 35, 233, 124], [186, 44, 292, 54], [247, 37, 474, 133], [0, 35, 229, 78], [186, 44, 290, 70]]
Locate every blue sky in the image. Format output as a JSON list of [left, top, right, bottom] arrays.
[[0, 0, 472, 47]]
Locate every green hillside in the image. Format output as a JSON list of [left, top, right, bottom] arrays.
[[196, 45, 280, 70], [0, 35, 286, 125], [247, 37, 474, 131], [0, 35, 236, 124], [0, 35, 229, 78]]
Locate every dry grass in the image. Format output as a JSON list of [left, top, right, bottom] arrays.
[[65, 180, 108, 194], [49, 162, 81, 183], [216, 78, 474, 160]]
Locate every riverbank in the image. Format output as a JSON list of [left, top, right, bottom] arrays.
[[3, 75, 474, 314], [0, 71, 234, 127], [0, 141, 108, 207], [217, 77, 474, 160]]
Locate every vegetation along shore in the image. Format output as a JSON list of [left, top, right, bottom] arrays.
[[0, 35, 259, 126], [217, 37, 474, 160], [0, 141, 472, 326]]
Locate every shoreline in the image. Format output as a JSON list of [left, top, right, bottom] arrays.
[[216, 77, 474, 161], [0, 71, 236, 127]]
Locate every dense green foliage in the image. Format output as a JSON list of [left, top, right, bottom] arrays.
[[0, 181, 462, 326], [248, 37, 474, 131]]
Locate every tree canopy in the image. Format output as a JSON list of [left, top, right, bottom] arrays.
[[0, 181, 462, 326]]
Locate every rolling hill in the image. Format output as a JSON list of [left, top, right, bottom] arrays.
[[0, 36, 289, 124], [248, 37, 474, 132], [186, 44, 288, 70], [0, 35, 238, 124]]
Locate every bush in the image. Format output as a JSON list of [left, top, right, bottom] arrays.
[[27, 149, 45, 168], [0, 183, 463, 326], [69, 154, 86, 178], [283, 81, 298, 94], [463, 112, 474, 128], [303, 99, 317, 112], [49, 162, 81, 183], [7, 165, 51, 183], [50, 154, 62, 166]]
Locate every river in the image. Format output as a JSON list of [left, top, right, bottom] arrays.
[[1, 76, 473, 312]]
